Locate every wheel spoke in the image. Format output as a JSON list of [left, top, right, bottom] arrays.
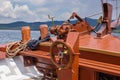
[[50, 41, 73, 69]]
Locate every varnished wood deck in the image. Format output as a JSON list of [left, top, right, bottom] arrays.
[[39, 34, 120, 57], [79, 34, 120, 57]]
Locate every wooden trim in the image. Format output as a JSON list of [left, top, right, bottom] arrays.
[[79, 46, 120, 57], [79, 68, 97, 80], [39, 42, 51, 46], [79, 58, 120, 76], [20, 50, 50, 58], [39, 42, 120, 57], [0, 51, 6, 59]]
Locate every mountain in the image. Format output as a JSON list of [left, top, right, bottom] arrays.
[[0, 21, 64, 30], [84, 18, 97, 26], [0, 18, 97, 30]]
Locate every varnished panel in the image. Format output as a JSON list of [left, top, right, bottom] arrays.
[[79, 34, 120, 57]]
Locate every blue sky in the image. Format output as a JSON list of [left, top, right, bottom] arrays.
[[0, 0, 119, 23]]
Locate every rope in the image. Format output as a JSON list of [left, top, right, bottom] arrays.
[[6, 35, 50, 58], [6, 40, 29, 58]]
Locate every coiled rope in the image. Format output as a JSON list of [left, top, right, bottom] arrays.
[[6, 40, 29, 58], [6, 35, 51, 58]]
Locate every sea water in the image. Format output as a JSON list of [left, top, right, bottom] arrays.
[[0, 30, 120, 44], [0, 30, 40, 44]]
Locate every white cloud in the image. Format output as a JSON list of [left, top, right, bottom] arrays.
[[0, 1, 15, 18], [14, 5, 35, 17], [0, 0, 94, 23], [1, 0, 118, 23], [0, 0, 37, 23], [0, 0, 86, 23]]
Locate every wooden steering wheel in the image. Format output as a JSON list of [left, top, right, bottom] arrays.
[[50, 40, 74, 69]]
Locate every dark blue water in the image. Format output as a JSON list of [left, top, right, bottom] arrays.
[[0, 30, 40, 44]]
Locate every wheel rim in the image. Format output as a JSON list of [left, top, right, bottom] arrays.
[[50, 41, 73, 69]]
